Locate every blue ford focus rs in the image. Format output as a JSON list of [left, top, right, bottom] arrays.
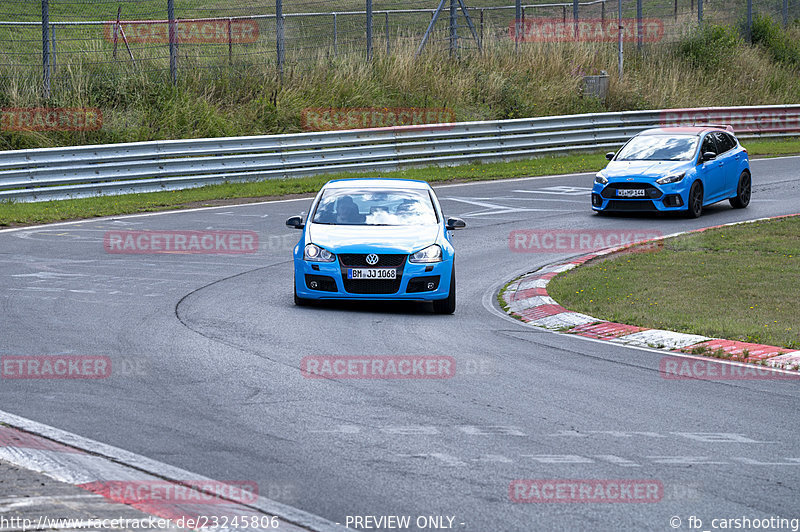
[[286, 178, 466, 314], [592, 126, 752, 218]]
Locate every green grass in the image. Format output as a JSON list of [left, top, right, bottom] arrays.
[[3, 14, 800, 151], [1, 136, 798, 227], [548, 216, 800, 349]]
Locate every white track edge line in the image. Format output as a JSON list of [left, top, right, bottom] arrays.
[[0, 409, 346, 532]]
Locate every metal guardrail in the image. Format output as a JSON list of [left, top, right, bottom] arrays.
[[2, 105, 798, 202]]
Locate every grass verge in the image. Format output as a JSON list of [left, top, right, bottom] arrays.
[[548, 216, 800, 349], [2, 137, 798, 227]]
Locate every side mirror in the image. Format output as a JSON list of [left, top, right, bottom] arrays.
[[700, 152, 716, 163], [605, 152, 615, 161], [285, 215, 305, 229], [446, 217, 466, 230]]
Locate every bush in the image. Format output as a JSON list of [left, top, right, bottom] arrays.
[[677, 24, 742, 69], [750, 14, 800, 68]]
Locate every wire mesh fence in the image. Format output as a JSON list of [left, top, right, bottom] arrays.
[[0, 0, 798, 97]]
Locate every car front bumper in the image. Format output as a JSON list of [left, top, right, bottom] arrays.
[[591, 180, 691, 212], [294, 257, 453, 301]]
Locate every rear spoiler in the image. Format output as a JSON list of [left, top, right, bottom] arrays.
[[694, 123, 735, 133]]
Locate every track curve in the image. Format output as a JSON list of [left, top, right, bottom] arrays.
[[2, 156, 800, 531]]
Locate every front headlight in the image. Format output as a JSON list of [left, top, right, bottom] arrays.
[[409, 244, 442, 263], [304, 243, 335, 262], [595, 173, 608, 185], [656, 172, 686, 185]]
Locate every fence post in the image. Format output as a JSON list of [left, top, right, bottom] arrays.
[[167, 0, 177, 85], [698, 0, 703, 24], [674, 0, 678, 21], [747, 0, 752, 42], [637, 0, 642, 50], [333, 13, 338, 56], [228, 18, 232, 65], [515, 0, 521, 49], [783, 0, 789, 28], [618, 0, 623, 81], [277, 0, 285, 78], [42, 0, 50, 98], [602, 1, 605, 23], [385, 11, 390, 55], [573, 0, 579, 39], [366, 0, 373, 60], [450, 0, 457, 55], [480, 9, 484, 44], [51, 25, 56, 77]]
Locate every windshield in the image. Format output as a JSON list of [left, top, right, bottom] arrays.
[[616, 134, 699, 161], [312, 188, 438, 226]]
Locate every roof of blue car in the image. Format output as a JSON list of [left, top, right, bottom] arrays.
[[324, 178, 431, 189], [640, 126, 734, 135]]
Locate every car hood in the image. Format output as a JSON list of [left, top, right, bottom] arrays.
[[307, 223, 441, 254], [603, 160, 690, 180]]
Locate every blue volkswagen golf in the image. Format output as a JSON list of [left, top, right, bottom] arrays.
[[286, 178, 466, 314], [592, 126, 752, 218]]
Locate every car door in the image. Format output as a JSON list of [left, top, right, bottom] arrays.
[[711, 132, 738, 196], [720, 132, 745, 194], [698, 133, 725, 202]]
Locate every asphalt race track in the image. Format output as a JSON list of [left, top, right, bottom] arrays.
[[1, 156, 799, 531]]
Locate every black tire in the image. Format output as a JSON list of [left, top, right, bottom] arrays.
[[686, 181, 704, 218], [294, 280, 311, 307], [729, 171, 751, 209], [433, 267, 456, 315]]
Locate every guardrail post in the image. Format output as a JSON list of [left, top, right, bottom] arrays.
[[168, 0, 177, 85], [42, 0, 50, 98], [366, 0, 373, 60], [277, 0, 285, 79]]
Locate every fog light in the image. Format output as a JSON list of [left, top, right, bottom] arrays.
[[309, 281, 319, 289], [592, 193, 603, 207], [427, 282, 436, 290]]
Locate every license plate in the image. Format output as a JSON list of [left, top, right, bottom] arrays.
[[347, 268, 397, 280], [617, 189, 646, 198]]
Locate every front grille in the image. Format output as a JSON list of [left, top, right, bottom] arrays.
[[340, 255, 406, 294], [338, 254, 407, 267], [601, 182, 662, 199], [605, 200, 658, 211]]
